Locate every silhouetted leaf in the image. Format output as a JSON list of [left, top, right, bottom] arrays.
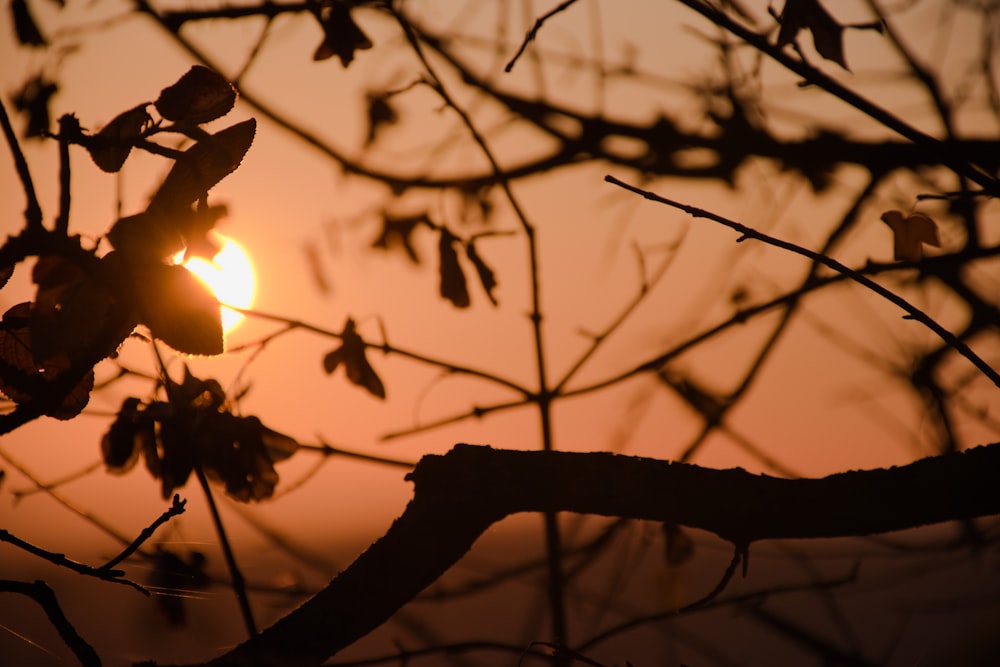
[[302, 241, 332, 295], [774, 0, 882, 70], [149, 119, 256, 212], [202, 414, 284, 501], [371, 213, 427, 264], [101, 397, 145, 472], [108, 369, 298, 501], [11, 0, 46, 47], [438, 228, 469, 308], [155, 66, 237, 125], [0, 264, 13, 291], [31, 255, 123, 363], [133, 264, 223, 356], [0, 302, 94, 419], [465, 242, 498, 306], [86, 104, 153, 173], [312, 1, 373, 67], [365, 92, 398, 146], [880, 210, 941, 262], [323, 318, 385, 399], [106, 210, 186, 259], [107, 205, 226, 261], [12, 74, 58, 138]]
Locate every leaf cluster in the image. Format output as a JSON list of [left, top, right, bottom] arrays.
[[102, 367, 298, 502], [0, 66, 255, 421]]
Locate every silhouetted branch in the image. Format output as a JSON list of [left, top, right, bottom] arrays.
[[604, 174, 1000, 388], [0, 579, 101, 667], [195, 442, 1000, 666], [101, 494, 187, 571], [504, 0, 580, 72]]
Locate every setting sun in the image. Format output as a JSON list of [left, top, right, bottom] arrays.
[[177, 235, 255, 332]]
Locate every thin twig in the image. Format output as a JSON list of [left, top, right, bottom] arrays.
[[604, 174, 1000, 388], [196, 466, 259, 638], [101, 494, 187, 571], [504, 0, 580, 72], [0, 530, 147, 594]]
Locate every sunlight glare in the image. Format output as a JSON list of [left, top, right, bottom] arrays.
[[176, 235, 255, 333]]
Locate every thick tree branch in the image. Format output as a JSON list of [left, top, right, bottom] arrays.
[[194, 443, 1000, 667]]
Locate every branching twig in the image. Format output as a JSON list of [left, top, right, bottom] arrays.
[[101, 494, 187, 571], [604, 174, 1000, 388]]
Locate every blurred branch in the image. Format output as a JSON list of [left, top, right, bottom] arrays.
[[0, 97, 43, 230], [604, 174, 1000, 388], [504, 0, 580, 72], [200, 442, 1000, 666]]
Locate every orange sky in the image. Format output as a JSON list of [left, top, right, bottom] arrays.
[[2, 1, 1000, 665]]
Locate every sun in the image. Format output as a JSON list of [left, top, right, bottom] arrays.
[[177, 235, 255, 333]]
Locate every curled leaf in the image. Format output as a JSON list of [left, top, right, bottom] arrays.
[[371, 213, 428, 264], [87, 104, 153, 173], [438, 228, 470, 308], [106, 371, 299, 502], [312, 1, 373, 67], [101, 397, 145, 472], [0, 302, 95, 420], [155, 66, 238, 125], [466, 242, 498, 306], [365, 92, 398, 146], [774, 0, 883, 71], [150, 119, 256, 213], [880, 210, 941, 262], [323, 318, 385, 399]]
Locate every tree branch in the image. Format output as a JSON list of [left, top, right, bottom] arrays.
[[196, 443, 1000, 666]]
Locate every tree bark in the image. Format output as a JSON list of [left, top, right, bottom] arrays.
[[194, 443, 1000, 667]]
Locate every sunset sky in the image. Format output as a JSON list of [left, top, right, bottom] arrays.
[[2, 1, 999, 665]]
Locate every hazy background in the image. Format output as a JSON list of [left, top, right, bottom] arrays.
[[2, 1, 1000, 665]]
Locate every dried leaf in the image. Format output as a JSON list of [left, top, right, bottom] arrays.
[[775, 0, 848, 69], [365, 92, 398, 146], [106, 210, 186, 259], [155, 66, 238, 125], [371, 213, 427, 264], [312, 1, 373, 67], [101, 397, 144, 472], [880, 210, 941, 262], [86, 104, 153, 173], [31, 255, 123, 363], [149, 119, 256, 213], [438, 228, 470, 308], [465, 242, 498, 306], [0, 264, 13, 291], [133, 264, 223, 356], [323, 318, 385, 399], [0, 302, 94, 419]]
